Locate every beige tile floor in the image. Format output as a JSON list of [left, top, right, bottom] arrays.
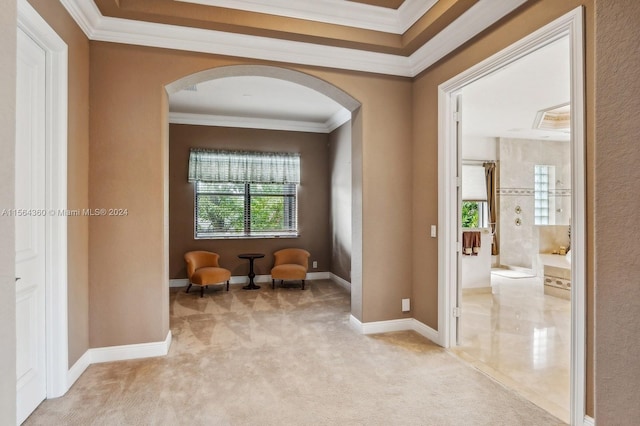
[[451, 273, 571, 424]]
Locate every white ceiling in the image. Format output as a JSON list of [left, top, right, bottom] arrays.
[[168, 76, 350, 133], [462, 36, 571, 142]]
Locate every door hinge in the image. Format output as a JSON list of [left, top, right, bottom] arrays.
[[454, 111, 461, 122], [456, 242, 461, 252], [456, 176, 462, 187], [453, 307, 461, 318]]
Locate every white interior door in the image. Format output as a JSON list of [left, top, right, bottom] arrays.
[[15, 27, 47, 424]]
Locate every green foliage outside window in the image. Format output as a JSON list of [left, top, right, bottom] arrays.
[[196, 182, 296, 238], [462, 201, 479, 228], [250, 183, 289, 232]]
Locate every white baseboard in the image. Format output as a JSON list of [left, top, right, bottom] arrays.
[[67, 349, 92, 389], [349, 314, 364, 333], [411, 318, 440, 343], [583, 415, 594, 426], [330, 273, 351, 292], [65, 331, 172, 391], [91, 331, 172, 364], [349, 315, 440, 345], [307, 271, 331, 280], [171, 272, 331, 288], [170, 278, 189, 288], [361, 317, 415, 334]]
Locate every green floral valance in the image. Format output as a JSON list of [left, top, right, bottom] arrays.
[[188, 149, 300, 184]]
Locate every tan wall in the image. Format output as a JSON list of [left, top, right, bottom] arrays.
[[27, 0, 91, 367], [89, 41, 413, 346], [11, 0, 640, 421], [89, 43, 169, 347], [0, 1, 17, 421], [594, 0, 640, 423], [411, 0, 596, 415], [169, 124, 331, 279], [359, 80, 413, 322], [329, 122, 352, 282]]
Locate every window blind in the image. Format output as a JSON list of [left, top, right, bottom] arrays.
[[462, 164, 488, 201], [188, 149, 300, 184], [190, 149, 300, 238]]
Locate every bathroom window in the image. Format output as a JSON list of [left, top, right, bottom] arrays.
[[534, 165, 551, 225], [462, 201, 488, 228], [461, 164, 489, 228]]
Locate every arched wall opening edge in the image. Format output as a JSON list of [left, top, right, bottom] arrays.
[[163, 64, 364, 321]]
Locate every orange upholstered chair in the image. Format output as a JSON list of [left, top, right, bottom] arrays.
[[271, 248, 310, 290], [184, 251, 231, 297]]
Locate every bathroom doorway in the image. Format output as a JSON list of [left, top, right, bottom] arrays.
[[457, 35, 572, 423], [438, 8, 586, 425]]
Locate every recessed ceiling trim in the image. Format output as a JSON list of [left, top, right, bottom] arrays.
[[61, 0, 528, 78], [174, 0, 437, 34], [169, 111, 344, 133], [533, 103, 571, 131], [409, 0, 528, 76]]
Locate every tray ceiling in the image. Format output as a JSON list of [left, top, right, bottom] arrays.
[[62, 0, 529, 76], [58, 0, 533, 132]]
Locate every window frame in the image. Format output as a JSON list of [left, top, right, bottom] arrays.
[[194, 181, 299, 240], [534, 164, 554, 225], [461, 200, 489, 229]]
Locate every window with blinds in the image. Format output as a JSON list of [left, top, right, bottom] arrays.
[[195, 182, 297, 238], [189, 149, 299, 239], [461, 164, 489, 228]]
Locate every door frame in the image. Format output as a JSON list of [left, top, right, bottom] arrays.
[[436, 7, 586, 425], [17, 0, 69, 399]]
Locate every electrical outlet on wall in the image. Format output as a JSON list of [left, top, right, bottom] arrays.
[[402, 298, 410, 312], [312, 261, 318, 268]]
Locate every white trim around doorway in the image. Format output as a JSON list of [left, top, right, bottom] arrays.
[[436, 7, 587, 425], [17, 0, 69, 398]]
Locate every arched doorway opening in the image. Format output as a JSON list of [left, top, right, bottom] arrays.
[[164, 65, 363, 318]]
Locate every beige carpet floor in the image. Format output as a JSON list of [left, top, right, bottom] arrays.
[[25, 279, 564, 425]]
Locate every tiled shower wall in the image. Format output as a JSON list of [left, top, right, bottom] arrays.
[[498, 138, 571, 270]]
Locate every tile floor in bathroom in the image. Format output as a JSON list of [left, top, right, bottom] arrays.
[[452, 274, 571, 424]]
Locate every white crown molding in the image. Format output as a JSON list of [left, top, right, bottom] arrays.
[[169, 111, 340, 133], [409, 0, 528, 76], [176, 0, 437, 34], [59, 0, 100, 37], [325, 108, 352, 132], [61, 0, 526, 78], [397, 0, 438, 33]]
